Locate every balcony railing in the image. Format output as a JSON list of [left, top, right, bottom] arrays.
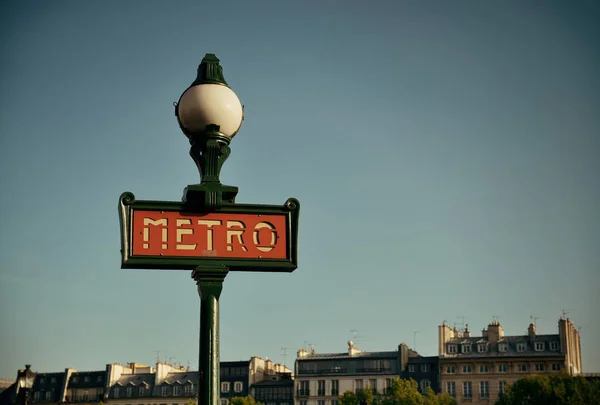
[[296, 390, 310, 397], [355, 368, 391, 373]]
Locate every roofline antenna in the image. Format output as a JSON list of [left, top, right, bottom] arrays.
[[413, 331, 420, 351], [153, 350, 161, 364], [281, 347, 295, 368]]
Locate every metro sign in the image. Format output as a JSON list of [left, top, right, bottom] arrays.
[[118, 192, 299, 271]]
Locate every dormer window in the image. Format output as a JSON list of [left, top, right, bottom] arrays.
[[408, 364, 416, 372], [40, 378, 45, 384], [462, 344, 472, 353], [51, 378, 56, 384], [534, 342, 545, 351], [550, 342, 559, 351], [447, 344, 457, 354], [73, 377, 79, 383], [477, 343, 488, 353], [498, 343, 508, 352], [517, 343, 526, 352]]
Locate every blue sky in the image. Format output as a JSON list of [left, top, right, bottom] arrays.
[[1, 0, 599, 378]]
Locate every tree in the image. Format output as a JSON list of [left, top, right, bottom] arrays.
[[495, 373, 600, 405], [230, 396, 264, 405], [339, 379, 455, 405]]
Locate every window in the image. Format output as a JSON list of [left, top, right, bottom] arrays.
[[480, 381, 489, 398], [318, 401, 325, 405], [535, 342, 545, 351], [139, 387, 146, 396], [298, 381, 309, 396], [51, 378, 56, 384], [34, 392, 40, 401], [408, 364, 416, 372], [518, 364, 528, 372], [46, 391, 52, 400], [552, 363, 562, 371], [355, 379, 363, 393], [421, 364, 430, 372], [234, 382, 243, 393], [517, 343, 526, 352], [161, 386, 167, 397], [83, 391, 89, 402], [331, 380, 339, 396], [173, 386, 179, 396], [462, 344, 472, 353], [447, 344, 457, 353], [498, 343, 508, 352], [479, 365, 489, 373], [40, 378, 45, 384], [462, 365, 472, 374], [478, 344, 488, 353], [384, 379, 391, 395], [96, 388, 103, 400], [221, 382, 230, 393], [73, 377, 79, 383], [499, 381, 507, 396], [446, 365, 456, 374], [300, 401, 307, 405], [184, 385, 192, 396], [332, 401, 338, 405], [463, 382, 472, 399], [498, 364, 508, 373], [114, 388, 120, 398], [535, 363, 545, 371], [318, 380, 325, 396], [84, 377, 90, 383], [369, 379, 377, 394], [550, 342, 559, 351], [447, 382, 456, 398], [221, 400, 228, 405], [97, 376, 103, 382], [419, 380, 431, 393], [126, 387, 132, 397]]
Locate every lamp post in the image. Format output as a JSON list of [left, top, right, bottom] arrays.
[[118, 53, 299, 405], [174, 54, 245, 405]]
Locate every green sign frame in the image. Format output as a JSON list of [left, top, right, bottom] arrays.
[[118, 191, 299, 272]]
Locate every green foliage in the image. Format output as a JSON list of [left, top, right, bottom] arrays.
[[183, 399, 197, 405], [339, 379, 456, 405], [229, 396, 264, 405], [495, 373, 600, 405]]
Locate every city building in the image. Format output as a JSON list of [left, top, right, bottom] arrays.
[[438, 317, 582, 405], [398, 345, 440, 393], [294, 341, 401, 405], [221, 358, 292, 405], [251, 372, 294, 405]]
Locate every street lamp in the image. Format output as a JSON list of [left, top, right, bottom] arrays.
[[119, 53, 299, 405], [175, 53, 244, 209], [174, 53, 244, 405]]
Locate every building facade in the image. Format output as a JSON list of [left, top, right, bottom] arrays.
[[294, 341, 402, 405], [251, 373, 294, 405], [438, 318, 582, 405], [398, 344, 440, 394]]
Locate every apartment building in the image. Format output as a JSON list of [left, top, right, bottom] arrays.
[[438, 317, 582, 404], [294, 341, 401, 405]]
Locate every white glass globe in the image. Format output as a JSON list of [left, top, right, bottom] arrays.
[[178, 84, 243, 137]]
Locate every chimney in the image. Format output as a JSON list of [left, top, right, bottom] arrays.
[[487, 321, 504, 344], [464, 324, 471, 338], [297, 349, 308, 359], [348, 341, 361, 356], [528, 323, 536, 343]]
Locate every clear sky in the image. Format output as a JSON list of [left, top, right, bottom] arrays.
[[1, 0, 599, 378]]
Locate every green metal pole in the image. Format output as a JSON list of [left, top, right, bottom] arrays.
[[193, 267, 228, 405]]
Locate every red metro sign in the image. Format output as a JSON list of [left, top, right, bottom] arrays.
[[133, 211, 287, 259], [119, 192, 299, 272]]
